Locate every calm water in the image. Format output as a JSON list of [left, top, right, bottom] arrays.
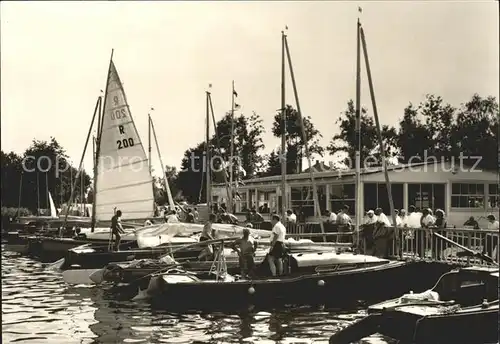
[[2, 247, 395, 344]]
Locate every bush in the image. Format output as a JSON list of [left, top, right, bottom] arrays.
[[1, 206, 31, 220]]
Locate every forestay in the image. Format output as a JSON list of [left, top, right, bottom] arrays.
[[95, 61, 154, 221]]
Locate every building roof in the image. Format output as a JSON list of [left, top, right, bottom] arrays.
[[213, 160, 498, 188], [232, 162, 430, 185]]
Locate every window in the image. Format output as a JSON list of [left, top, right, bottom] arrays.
[[291, 186, 315, 217], [408, 183, 446, 211], [363, 183, 404, 213], [451, 183, 484, 208], [329, 184, 355, 215], [489, 184, 499, 208]]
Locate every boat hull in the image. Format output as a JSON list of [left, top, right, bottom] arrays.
[[147, 260, 454, 311], [373, 306, 498, 344]]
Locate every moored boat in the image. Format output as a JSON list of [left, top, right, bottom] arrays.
[[329, 266, 499, 344], [59, 234, 343, 284], [124, 244, 453, 312]]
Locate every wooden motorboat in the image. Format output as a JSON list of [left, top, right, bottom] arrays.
[[60, 236, 342, 284], [125, 243, 454, 312], [329, 266, 499, 344]]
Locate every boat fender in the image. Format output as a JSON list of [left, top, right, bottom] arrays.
[[248, 286, 255, 294], [481, 299, 489, 308], [317, 279, 325, 287]]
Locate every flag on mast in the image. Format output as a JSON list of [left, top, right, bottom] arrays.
[[233, 89, 238, 97], [234, 103, 241, 109]]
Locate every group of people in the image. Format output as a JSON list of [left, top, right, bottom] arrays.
[[199, 212, 288, 279], [358, 205, 499, 260]]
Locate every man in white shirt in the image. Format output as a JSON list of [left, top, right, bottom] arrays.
[[286, 209, 297, 224], [268, 214, 286, 276], [327, 210, 337, 223], [336, 205, 352, 225], [421, 208, 435, 228]]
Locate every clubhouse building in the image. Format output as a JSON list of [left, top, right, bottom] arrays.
[[211, 161, 499, 227]]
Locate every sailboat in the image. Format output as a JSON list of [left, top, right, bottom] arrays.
[[10, 53, 156, 259]]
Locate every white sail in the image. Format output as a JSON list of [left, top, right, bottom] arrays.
[[94, 60, 154, 221], [48, 192, 58, 218]]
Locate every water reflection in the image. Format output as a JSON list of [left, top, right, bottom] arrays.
[[2, 247, 394, 343]]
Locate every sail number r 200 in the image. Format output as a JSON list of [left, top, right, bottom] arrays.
[[117, 138, 135, 149]]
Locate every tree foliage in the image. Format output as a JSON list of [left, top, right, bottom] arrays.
[[1, 138, 91, 214], [329, 94, 499, 171], [327, 100, 398, 167], [176, 112, 266, 202], [265, 105, 324, 175]]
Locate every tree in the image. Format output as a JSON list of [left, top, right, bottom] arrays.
[[452, 94, 499, 170], [396, 94, 498, 171], [1, 151, 24, 208], [327, 100, 398, 168], [270, 105, 324, 173], [1, 138, 91, 214], [152, 165, 180, 205], [177, 142, 214, 204], [177, 111, 266, 202]]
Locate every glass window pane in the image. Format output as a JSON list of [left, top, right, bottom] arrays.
[[391, 183, 404, 211], [408, 184, 421, 209], [342, 184, 355, 199], [468, 196, 484, 208], [433, 184, 445, 210], [364, 183, 377, 212], [489, 196, 499, 208], [330, 185, 342, 200], [452, 183, 460, 195], [377, 183, 389, 213], [469, 184, 477, 194], [459, 196, 468, 208], [420, 184, 433, 209], [477, 184, 484, 194], [489, 184, 498, 195], [451, 196, 460, 208], [344, 200, 355, 215], [460, 184, 469, 195]]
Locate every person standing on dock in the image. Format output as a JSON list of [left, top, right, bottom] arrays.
[[336, 205, 352, 243], [111, 210, 125, 251], [198, 214, 217, 260], [268, 214, 286, 276], [231, 227, 257, 278], [286, 209, 297, 224]]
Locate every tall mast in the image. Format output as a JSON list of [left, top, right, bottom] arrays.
[[229, 80, 235, 213], [284, 33, 326, 240], [63, 94, 104, 231], [359, 25, 398, 245], [355, 14, 362, 243], [17, 172, 23, 218], [148, 110, 152, 176], [36, 172, 40, 216], [91, 49, 113, 231], [46, 172, 49, 212], [280, 29, 287, 220], [205, 89, 212, 210], [150, 114, 175, 209], [208, 92, 232, 210]]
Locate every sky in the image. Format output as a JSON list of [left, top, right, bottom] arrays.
[[1, 1, 498, 177]]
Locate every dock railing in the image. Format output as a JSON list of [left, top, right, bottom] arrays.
[[248, 221, 499, 267]]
